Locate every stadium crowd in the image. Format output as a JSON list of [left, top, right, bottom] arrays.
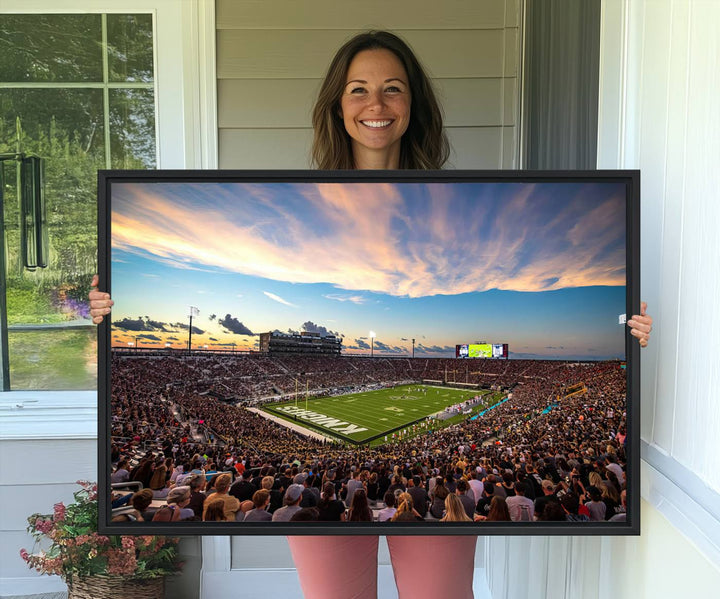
[[110, 353, 629, 525]]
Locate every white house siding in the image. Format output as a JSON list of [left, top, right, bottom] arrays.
[[486, 1, 720, 596], [216, 0, 522, 170]]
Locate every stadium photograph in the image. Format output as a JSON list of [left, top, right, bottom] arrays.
[[103, 174, 632, 532]]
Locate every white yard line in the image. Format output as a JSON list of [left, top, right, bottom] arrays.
[[247, 407, 336, 443]]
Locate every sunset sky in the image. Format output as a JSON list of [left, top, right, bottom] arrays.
[[110, 179, 628, 360]]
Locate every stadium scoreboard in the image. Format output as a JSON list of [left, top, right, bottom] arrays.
[[455, 343, 509, 359]]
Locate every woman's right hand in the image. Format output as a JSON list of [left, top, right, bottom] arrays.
[[89, 274, 113, 324]]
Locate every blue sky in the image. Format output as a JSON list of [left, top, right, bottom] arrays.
[[110, 180, 628, 359]]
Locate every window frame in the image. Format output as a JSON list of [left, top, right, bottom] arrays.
[[0, 1, 216, 411]]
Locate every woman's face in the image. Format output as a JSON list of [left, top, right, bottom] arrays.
[[340, 48, 411, 167]]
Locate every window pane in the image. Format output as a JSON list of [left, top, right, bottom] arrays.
[[2, 89, 104, 390], [0, 89, 106, 161], [1, 13, 156, 391], [8, 329, 97, 390], [110, 89, 156, 169], [0, 14, 102, 82], [107, 14, 155, 83]]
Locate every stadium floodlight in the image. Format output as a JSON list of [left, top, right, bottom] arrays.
[[369, 330, 376, 358], [188, 306, 199, 352]]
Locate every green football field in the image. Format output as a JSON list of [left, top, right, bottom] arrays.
[[262, 384, 498, 445]]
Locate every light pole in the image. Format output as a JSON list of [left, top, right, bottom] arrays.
[[412, 338, 415, 359], [369, 330, 376, 358], [188, 306, 199, 352]]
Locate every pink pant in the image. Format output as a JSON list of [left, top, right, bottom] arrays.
[[287, 535, 477, 599]]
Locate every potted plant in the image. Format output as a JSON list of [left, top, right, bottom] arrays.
[[20, 480, 182, 599]]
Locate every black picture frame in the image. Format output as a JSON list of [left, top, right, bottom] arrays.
[[98, 169, 640, 536]]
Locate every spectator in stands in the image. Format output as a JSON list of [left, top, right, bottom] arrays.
[[347, 489, 372, 522], [366, 472, 380, 503], [344, 468, 365, 508], [290, 507, 320, 522], [202, 473, 240, 522], [316, 482, 346, 522], [609, 490, 627, 523], [534, 480, 559, 521], [506, 481, 534, 522], [455, 480, 476, 519], [441, 494, 472, 522], [585, 486, 607, 521], [299, 474, 321, 507], [203, 499, 226, 522], [244, 490, 272, 522], [111, 458, 130, 484], [484, 496, 511, 522], [166, 485, 195, 520], [130, 457, 153, 490], [377, 492, 397, 522], [536, 500, 566, 522], [429, 477, 449, 519], [131, 488, 154, 522], [229, 470, 256, 503], [468, 470, 484, 503], [186, 474, 206, 519], [561, 492, 590, 522], [406, 476, 428, 518], [261, 475, 283, 514], [272, 484, 304, 522], [475, 482, 496, 519], [390, 493, 422, 522]]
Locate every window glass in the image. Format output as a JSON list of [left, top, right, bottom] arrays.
[[0, 13, 155, 390], [107, 14, 154, 83], [0, 14, 103, 82], [109, 89, 156, 169]]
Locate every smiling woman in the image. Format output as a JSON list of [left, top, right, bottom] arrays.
[[311, 31, 448, 170]]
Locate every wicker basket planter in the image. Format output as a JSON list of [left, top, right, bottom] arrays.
[[67, 575, 164, 599]]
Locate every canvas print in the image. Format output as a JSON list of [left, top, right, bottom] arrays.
[[101, 171, 637, 534]]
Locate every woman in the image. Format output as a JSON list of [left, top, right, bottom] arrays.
[[441, 493, 472, 523], [203, 499, 226, 522], [346, 488, 372, 522], [390, 492, 423, 522], [316, 481, 346, 522], [485, 496, 512, 522], [90, 29, 653, 599], [429, 476, 449, 519]]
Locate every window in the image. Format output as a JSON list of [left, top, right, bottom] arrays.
[[0, 13, 156, 390]]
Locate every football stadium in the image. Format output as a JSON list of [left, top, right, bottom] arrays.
[[109, 347, 628, 525]]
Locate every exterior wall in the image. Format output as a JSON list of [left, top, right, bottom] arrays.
[[487, 0, 720, 596], [216, 0, 522, 169]]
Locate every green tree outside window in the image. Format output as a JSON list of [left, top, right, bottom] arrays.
[[0, 13, 155, 390]]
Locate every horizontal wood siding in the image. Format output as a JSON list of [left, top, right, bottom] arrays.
[[217, 0, 521, 169]]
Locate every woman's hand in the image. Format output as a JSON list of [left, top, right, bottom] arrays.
[[628, 301, 653, 348], [89, 274, 114, 324]]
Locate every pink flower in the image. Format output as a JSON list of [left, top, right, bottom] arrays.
[[53, 503, 66, 522], [19, 549, 29, 562], [121, 537, 135, 550], [34, 518, 54, 534], [107, 548, 137, 576]]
